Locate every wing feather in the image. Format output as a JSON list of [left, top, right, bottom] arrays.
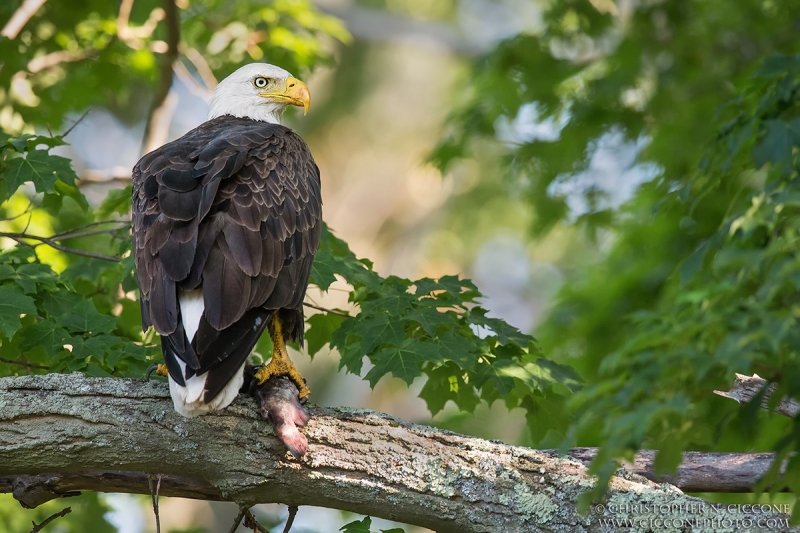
[[132, 115, 322, 404]]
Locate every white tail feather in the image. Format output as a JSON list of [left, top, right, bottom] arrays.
[[168, 363, 245, 417], [179, 289, 204, 342], [168, 289, 245, 417]]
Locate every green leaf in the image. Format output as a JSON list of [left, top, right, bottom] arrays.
[[96, 185, 132, 218], [3, 150, 79, 198], [69, 334, 120, 363], [53, 179, 89, 212], [309, 247, 339, 290], [17, 321, 71, 359], [360, 289, 414, 317], [420, 363, 480, 414], [407, 307, 457, 336], [58, 299, 118, 335], [653, 443, 684, 476], [305, 311, 347, 357], [357, 313, 406, 353], [516, 358, 583, 393], [8, 263, 57, 294], [468, 307, 538, 347], [0, 285, 37, 339], [473, 357, 517, 397], [340, 517, 372, 533], [330, 317, 366, 374], [7, 134, 67, 152], [680, 241, 710, 284], [42, 289, 85, 318], [0, 265, 16, 283], [435, 330, 480, 370], [365, 338, 441, 386], [752, 119, 800, 174]]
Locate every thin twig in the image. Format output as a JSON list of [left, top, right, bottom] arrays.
[[0, 232, 120, 262], [51, 220, 129, 239], [174, 61, 212, 101], [117, 0, 137, 44], [1, 0, 48, 39], [302, 302, 350, 317], [21, 208, 33, 234], [228, 507, 247, 533], [283, 505, 298, 533], [27, 49, 97, 73], [0, 357, 49, 370], [62, 110, 91, 138], [148, 474, 162, 533], [0, 197, 37, 222], [29, 506, 71, 533], [77, 174, 132, 187], [54, 227, 128, 241], [243, 509, 270, 533], [184, 47, 217, 90], [117, 0, 166, 49]]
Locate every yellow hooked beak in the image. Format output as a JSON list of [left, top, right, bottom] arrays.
[[258, 77, 311, 115]]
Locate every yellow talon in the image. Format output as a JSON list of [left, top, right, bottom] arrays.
[[255, 315, 311, 400], [146, 363, 169, 380]]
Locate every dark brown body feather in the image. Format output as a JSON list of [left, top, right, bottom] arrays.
[[132, 115, 321, 403]]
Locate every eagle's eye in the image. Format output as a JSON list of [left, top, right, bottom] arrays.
[[253, 77, 270, 88]]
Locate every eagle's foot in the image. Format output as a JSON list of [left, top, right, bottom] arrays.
[[146, 364, 169, 380], [254, 357, 310, 401], [247, 372, 310, 458]]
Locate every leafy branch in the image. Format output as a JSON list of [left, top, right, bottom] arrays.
[[0, 230, 122, 263], [305, 226, 581, 433], [568, 53, 800, 511]]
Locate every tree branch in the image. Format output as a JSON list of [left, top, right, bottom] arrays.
[[50, 220, 129, 240], [1, 0, 48, 40], [714, 373, 800, 418], [184, 47, 217, 90], [0, 374, 796, 533], [564, 448, 785, 493], [302, 302, 350, 317], [0, 357, 48, 370], [243, 509, 270, 533], [0, 231, 120, 262], [62, 110, 91, 138], [148, 474, 162, 533], [27, 49, 98, 74], [29, 506, 71, 533], [117, 0, 166, 49], [142, 0, 180, 154]]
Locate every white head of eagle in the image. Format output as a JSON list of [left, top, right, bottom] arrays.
[[133, 62, 321, 433], [207, 63, 311, 124]]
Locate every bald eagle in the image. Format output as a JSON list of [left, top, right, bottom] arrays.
[[132, 63, 320, 421]]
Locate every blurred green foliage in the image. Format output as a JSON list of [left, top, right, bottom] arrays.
[[5, 0, 800, 528], [0, 0, 347, 131], [433, 0, 800, 519], [0, 492, 114, 533], [0, 0, 573, 531]]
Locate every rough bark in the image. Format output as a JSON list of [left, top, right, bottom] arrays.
[[0, 373, 796, 533], [565, 449, 782, 493], [714, 373, 800, 418]]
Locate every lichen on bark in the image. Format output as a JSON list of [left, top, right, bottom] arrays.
[[0, 373, 796, 533]]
